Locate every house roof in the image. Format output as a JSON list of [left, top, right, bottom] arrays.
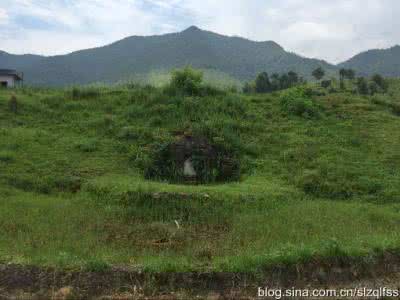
[[0, 69, 23, 80]]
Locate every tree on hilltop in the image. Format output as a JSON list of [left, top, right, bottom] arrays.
[[312, 67, 325, 85]]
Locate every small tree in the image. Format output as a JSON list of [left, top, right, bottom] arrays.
[[279, 73, 290, 90], [255, 72, 271, 93], [321, 80, 332, 89], [346, 69, 355, 80], [339, 79, 345, 90], [369, 82, 379, 95], [339, 68, 347, 80], [339, 68, 347, 90], [356, 77, 369, 95], [170, 66, 203, 96], [312, 67, 325, 85], [242, 82, 253, 94], [371, 74, 388, 92], [270, 73, 281, 91], [339, 68, 355, 90], [287, 71, 299, 87], [312, 67, 325, 81]]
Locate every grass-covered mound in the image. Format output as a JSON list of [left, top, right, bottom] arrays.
[[1, 71, 400, 278]]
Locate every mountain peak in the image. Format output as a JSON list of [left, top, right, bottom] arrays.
[[182, 26, 202, 33]]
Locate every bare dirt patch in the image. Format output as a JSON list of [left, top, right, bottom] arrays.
[[1, 252, 400, 299]]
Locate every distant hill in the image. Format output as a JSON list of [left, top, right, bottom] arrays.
[[0, 26, 335, 86], [0, 51, 43, 71], [339, 45, 400, 77]]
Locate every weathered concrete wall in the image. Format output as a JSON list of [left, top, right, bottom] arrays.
[[0, 75, 16, 88]]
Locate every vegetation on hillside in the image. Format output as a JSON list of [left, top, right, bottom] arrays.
[[0, 27, 335, 86], [1, 68, 400, 276], [339, 45, 400, 77]]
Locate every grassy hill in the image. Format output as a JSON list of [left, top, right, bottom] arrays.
[[0, 26, 335, 86], [1, 76, 400, 297]]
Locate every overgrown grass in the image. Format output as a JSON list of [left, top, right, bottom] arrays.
[[1, 78, 400, 273]]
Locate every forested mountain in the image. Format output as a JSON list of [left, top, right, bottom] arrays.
[[0, 26, 334, 86], [339, 45, 400, 77], [1, 27, 400, 86], [0, 51, 43, 71]]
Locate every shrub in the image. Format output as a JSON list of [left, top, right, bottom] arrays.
[[54, 175, 82, 193], [242, 82, 254, 94], [356, 77, 369, 95], [297, 169, 354, 199], [371, 95, 388, 106], [390, 103, 400, 116], [371, 74, 388, 92], [280, 87, 320, 118], [369, 82, 379, 95], [70, 87, 100, 100], [297, 166, 383, 199], [165, 67, 225, 97], [321, 80, 331, 89], [169, 67, 203, 96], [75, 138, 98, 153], [0, 151, 15, 163]]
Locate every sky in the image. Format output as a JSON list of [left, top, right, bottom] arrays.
[[0, 0, 399, 64]]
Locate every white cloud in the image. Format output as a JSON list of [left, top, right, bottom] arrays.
[[0, 0, 164, 55], [0, 8, 9, 25], [177, 0, 400, 63], [0, 0, 399, 63], [0, 30, 105, 56]]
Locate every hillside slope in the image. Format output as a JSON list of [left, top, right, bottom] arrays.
[[339, 45, 400, 77], [1, 79, 400, 271], [0, 26, 334, 86], [1, 78, 400, 296]]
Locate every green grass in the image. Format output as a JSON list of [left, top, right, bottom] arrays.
[[1, 79, 400, 273]]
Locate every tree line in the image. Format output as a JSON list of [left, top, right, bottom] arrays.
[[244, 66, 389, 96], [243, 71, 306, 94]]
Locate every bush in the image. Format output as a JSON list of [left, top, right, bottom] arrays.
[[369, 82, 379, 95], [75, 138, 98, 153], [390, 103, 400, 116], [280, 87, 320, 118], [70, 87, 100, 100], [169, 67, 203, 96], [297, 166, 383, 199], [0, 151, 15, 163], [321, 80, 331, 89], [166, 67, 225, 97], [371, 74, 388, 92], [54, 175, 82, 193], [356, 77, 369, 95]]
